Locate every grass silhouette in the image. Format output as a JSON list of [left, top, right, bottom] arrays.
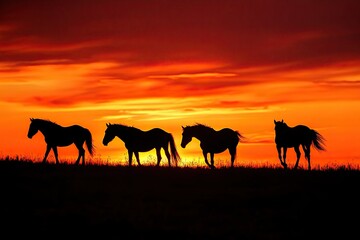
[[0, 156, 359, 239]]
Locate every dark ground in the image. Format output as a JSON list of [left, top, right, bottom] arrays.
[[0, 160, 359, 239]]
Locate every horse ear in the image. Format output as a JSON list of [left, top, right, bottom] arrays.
[[30, 118, 33, 121], [106, 123, 109, 127], [182, 126, 184, 130], [274, 120, 276, 124], [281, 119, 284, 123]]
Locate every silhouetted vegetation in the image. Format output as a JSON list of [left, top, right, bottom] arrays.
[[0, 157, 359, 239]]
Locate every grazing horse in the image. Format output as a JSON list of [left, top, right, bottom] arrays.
[[27, 118, 94, 165], [274, 119, 326, 170], [102, 123, 181, 167], [181, 123, 244, 169]]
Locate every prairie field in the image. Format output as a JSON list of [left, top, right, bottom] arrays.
[[0, 157, 359, 239]]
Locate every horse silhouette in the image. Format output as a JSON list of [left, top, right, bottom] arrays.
[[27, 118, 94, 165], [102, 123, 181, 167], [181, 123, 244, 169], [274, 119, 326, 170]]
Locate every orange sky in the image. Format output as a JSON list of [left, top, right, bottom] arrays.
[[1, 0, 360, 169]]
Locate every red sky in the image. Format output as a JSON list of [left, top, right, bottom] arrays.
[[1, 0, 360, 168]]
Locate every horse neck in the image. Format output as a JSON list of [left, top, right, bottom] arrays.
[[191, 127, 214, 141], [276, 125, 290, 138], [37, 122, 58, 137], [113, 126, 131, 140]]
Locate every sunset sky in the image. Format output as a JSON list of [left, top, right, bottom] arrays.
[[1, 0, 359, 168]]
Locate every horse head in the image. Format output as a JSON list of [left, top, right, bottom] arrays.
[[27, 118, 39, 139], [181, 126, 193, 148], [274, 119, 288, 133], [103, 123, 115, 146]]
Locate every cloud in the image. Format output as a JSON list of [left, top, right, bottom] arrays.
[[1, 59, 359, 111], [1, 0, 359, 67], [0, 0, 359, 111]]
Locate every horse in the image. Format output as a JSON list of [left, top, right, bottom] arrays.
[[181, 123, 244, 169], [27, 118, 94, 165], [102, 123, 181, 167], [274, 119, 326, 170]]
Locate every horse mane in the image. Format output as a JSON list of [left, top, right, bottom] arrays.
[[32, 118, 61, 127], [111, 123, 134, 128], [274, 121, 289, 132], [110, 123, 141, 132], [187, 123, 216, 132]]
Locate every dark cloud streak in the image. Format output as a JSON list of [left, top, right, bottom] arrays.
[[1, 0, 359, 68]]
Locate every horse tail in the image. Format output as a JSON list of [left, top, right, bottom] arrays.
[[85, 128, 95, 156], [311, 129, 326, 151], [231, 131, 245, 160], [168, 133, 181, 166], [236, 131, 246, 142]]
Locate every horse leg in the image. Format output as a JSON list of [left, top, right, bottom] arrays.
[[163, 147, 171, 167], [80, 147, 85, 166], [42, 145, 51, 164], [276, 145, 287, 169], [303, 144, 311, 170], [75, 143, 85, 165], [202, 151, 211, 168], [210, 153, 215, 169], [156, 147, 162, 166], [134, 151, 141, 166], [294, 145, 301, 169], [52, 146, 60, 165], [128, 151, 133, 166], [282, 147, 288, 169], [82, 151, 85, 166], [81, 140, 86, 165], [229, 147, 236, 168]]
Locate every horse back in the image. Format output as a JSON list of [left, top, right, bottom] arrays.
[[147, 127, 168, 134], [125, 127, 170, 151], [207, 128, 239, 145], [218, 128, 240, 139], [275, 125, 312, 147], [44, 124, 89, 146], [65, 125, 89, 133]]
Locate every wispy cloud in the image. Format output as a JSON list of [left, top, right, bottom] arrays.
[[148, 72, 237, 79], [0, 1, 358, 113]]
